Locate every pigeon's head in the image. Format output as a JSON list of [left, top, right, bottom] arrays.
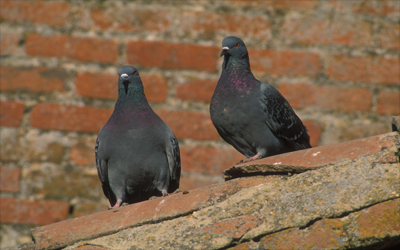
[[117, 66, 141, 95], [220, 36, 248, 59]]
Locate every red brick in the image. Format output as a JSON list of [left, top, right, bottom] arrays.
[[0, 197, 69, 226], [181, 12, 271, 40], [231, 0, 317, 10], [0, 66, 64, 93], [279, 83, 373, 112], [176, 79, 217, 102], [90, 8, 169, 32], [127, 41, 220, 73], [377, 90, 400, 115], [76, 73, 168, 103], [70, 138, 96, 166], [181, 146, 243, 175], [157, 110, 219, 140], [0, 100, 24, 127], [0, 0, 70, 26], [31, 103, 112, 133], [0, 31, 20, 55], [0, 166, 21, 193], [26, 34, 118, 63], [324, 0, 400, 16], [268, 0, 317, 10], [302, 120, 322, 147], [249, 50, 321, 76], [328, 55, 399, 85], [378, 24, 400, 50], [179, 175, 222, 191], [280, 15, 373, 47]]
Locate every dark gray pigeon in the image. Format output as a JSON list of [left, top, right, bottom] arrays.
[[95, 66, 181, 208], [210, 36, 311, 163]]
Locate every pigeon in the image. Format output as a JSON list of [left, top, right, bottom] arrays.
[[95, 66, 181, 208], [210, 36, 311, 163]]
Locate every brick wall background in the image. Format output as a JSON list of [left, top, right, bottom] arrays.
[[0, 0, 399, 247]]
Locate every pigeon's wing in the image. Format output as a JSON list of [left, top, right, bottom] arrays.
[[95, 133, 116, 205], [165, 131, 181, 192], [259, 82, 307, 142]]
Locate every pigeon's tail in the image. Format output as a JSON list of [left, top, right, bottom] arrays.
[[293, 128, 312, 150]]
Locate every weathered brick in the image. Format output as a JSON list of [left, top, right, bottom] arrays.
[[280, 15, 373, 47], [0, 30, 20, 55], [181, 11, 271, 40], [0, 100, 24, 127], [0, 128, 20, 162], [356, 199, 400, 239], [31, 103, 112, 133], [378, 23, 400, 50], [89, 8, 169, 32], [23, 162, 103, 200], [201, 213, 264, 239], [254, 199, 400, 249], [279, 83, 373, 112], [0, 197, 69, 226], [0, 66, 65, 93], [157, 110, 219, 140], [0, 166, 21, 193], [175, 79, 217, 102], [181, 146, 243, 175], [26, 34, 118, 63], [127, 41, 220, 73], [328, 55, 399, 85], [324, 0, 400, 16], [249, 50, 321, 76], [0, 0, 70, 26], [72, 200, 109, 218], [302, 120, 322, 147], [76, 73, 168, 103], [377, 90, 400, 115]]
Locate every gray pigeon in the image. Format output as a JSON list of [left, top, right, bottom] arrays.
[[210, 36, 311, 163], [95, 66, 181, 208]]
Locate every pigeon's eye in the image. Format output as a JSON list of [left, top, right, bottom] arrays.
[[134, 71, 137, 75], [235, 42, 240, 47]]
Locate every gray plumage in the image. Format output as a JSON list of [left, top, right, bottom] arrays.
[[210, 36, 311, 163], [95, 66, 180, 208]]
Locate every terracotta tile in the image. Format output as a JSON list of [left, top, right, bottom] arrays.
[[223, 132, 400, 180], [32, 176, 276, 250]]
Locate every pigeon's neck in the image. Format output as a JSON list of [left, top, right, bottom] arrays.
[[222, 54, 251, 73], [116, 85, 150, 108]]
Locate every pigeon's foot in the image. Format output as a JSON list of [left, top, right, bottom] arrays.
[[149, 191, 168, 200], [108, 199, 123, 209], [237, 153, 261, 164], [172, 189, 183, 194]]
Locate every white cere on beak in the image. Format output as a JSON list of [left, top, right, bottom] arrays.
[[222, 46, 229, 50], [121, 73, 128, 78]]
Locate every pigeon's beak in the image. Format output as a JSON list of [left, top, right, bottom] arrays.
[[220, 47, 229, 57], [121, 73, 129, 82]]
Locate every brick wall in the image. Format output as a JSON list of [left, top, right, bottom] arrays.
[[0, 0, 399, 247]]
